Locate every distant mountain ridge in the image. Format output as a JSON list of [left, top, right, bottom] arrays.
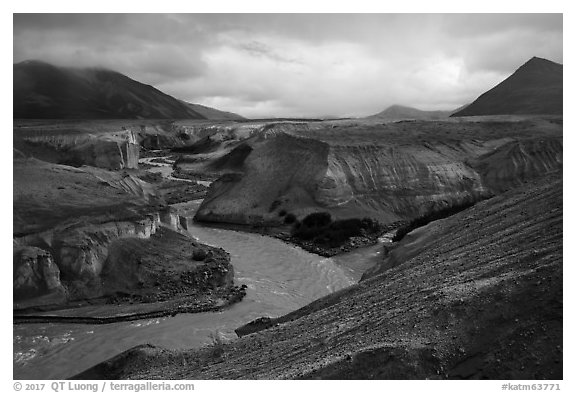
[[367, 104, 458, 121], [452, 57, 562, 117], [180, 101, 245, 121], [13, 60, 244, 120]]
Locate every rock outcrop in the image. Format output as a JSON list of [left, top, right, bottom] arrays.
[[14, 128, 140, 170], [14, 222, 244, 317], [13, 157, 240, 311], [14, 203, 188, 307], [13, 246, 66, 304], [14, 214, 162, 305]]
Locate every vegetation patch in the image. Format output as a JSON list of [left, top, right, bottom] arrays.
[[284, 213, 297, 224], [192, 248, 207, 261], [269, 200, 282, 212], [392, 197, 490, 242], [291, 212, 383, 248]]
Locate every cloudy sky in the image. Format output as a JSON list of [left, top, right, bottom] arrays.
[[13, 14, 563, 118]]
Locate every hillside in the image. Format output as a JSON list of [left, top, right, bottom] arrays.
[[180, 101, 246, 121], [13, 60, 240, 120], [191, 118, 562, 226], [452, 57, 563, 116], [367, 105, 454, 121], [77, 175, 562, 379]]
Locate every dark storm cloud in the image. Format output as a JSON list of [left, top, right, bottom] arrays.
[[440, 14, 562, 37], [13, 13, 563, 117], [13, 14, 211, 84], [13, 14, 202, 42]]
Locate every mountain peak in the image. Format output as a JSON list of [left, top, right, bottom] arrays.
[[367, 104, 457, 121], [526, 56, 557, 64], [451, 57, 562, 117], [519, 56, 562, 72]]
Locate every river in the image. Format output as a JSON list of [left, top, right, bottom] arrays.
[[13, 202, 387, 380], [13, 157, 383, 380]]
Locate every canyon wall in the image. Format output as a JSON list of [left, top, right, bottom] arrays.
[[12, 158, 201, 309], [13, 159, 162, 236], [15, 130, 140, 170], [470, 137, 563, 193], [13, 246, 67, 305], [196, 132, 330, 224], [195, 119, 563, 225], [95, 121, 261, 150], [315, 142, 490, 222], [13, 119, 267, 169], [13, 209, 192, 308]]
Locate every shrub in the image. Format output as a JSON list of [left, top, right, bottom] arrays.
[[278, 209, 287, 217], [192, 248, 207, 261], [361, 217, 382, 232], [284, 213, 297, 224], [392, 199, 480, 242], [325, 229, 350, 248], [292, 213, 382, 248], [302, 212, 332, 228], [329, 218, 363, 236], [294, 226, 322, 240]]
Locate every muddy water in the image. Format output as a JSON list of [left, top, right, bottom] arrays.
[[138, 156, 189, 182], [13, 200, 381, 380], [14, 157, 383, 380]]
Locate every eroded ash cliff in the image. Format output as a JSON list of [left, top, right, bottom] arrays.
[[13, 157, 244, 319], [192, 117, 562, 226]]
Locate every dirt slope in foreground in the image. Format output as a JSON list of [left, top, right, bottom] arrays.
[[77, 175, 562, 379]]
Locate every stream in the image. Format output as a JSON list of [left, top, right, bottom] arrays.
[[13, 156, 383, 380]]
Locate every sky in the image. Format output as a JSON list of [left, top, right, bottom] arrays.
[[13, 13, 563, 118]]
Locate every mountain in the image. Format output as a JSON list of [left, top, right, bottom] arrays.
[[180, 101, 245, 121], [452, 57, 563, 117], [367, 105, 456, 121], [13, 60, 242, 120]]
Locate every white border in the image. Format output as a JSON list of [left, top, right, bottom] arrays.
[[3, 3, 572, 391]]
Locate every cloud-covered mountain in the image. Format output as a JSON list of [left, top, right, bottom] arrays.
[[13, 60, 244, 120]]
